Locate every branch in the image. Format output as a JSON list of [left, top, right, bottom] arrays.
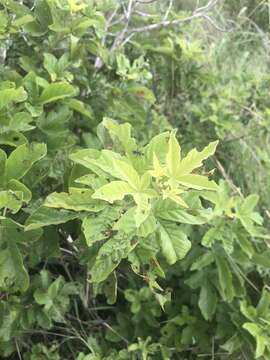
[[128, 0, 229, 34]]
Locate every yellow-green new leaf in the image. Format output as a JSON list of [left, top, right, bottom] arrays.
[[166, 132, 181, 177], [103, 118, 137, 153], [113, 158, 141, 190], [92, 181, 134, 203], [177, 141, 218, 176], [177, 174, 218, 191], [44, 189, 105, 212]]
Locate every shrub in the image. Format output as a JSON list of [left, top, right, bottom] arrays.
[[0, 1, 270, 359]]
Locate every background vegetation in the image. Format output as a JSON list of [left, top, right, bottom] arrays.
[[0, 0, 270, 359]]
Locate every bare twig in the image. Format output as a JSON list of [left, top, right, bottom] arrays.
[[163, 0, 174, 21], [215, 158, 243, 197], [95, 0, 230, 71], [128, 0, 228, 34], [95, 5, 121, 70]]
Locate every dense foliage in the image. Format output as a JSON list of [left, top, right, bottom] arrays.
[[0, 0, 270, 359]]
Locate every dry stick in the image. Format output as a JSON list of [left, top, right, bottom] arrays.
[[94, 5, 121, 70], [128, 0, 230, 34], [95, 0, 225, 71], [215, 158, 243, 197], [15, 340, 22, 360], [163, 0, 174, 21]]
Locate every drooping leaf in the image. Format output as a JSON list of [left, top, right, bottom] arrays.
[[91, 233, 135, 283], [214, 252, 234, 302], [25, 207, 78, 231], [44, 188, 106, 212], [92, 181, 134, 203], [5, 143, 47, 181], [0, 241, 29, 292], [158, 221, 191, 265], [82, 206, 121, 246], [198, 280, 217, 321]]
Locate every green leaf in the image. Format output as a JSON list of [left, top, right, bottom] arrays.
[[91, 233, 135, 283], [177, 141, 218, 176], [191, 251, 214, 271], [0, 190, 23, 213], [92, 181, 134, 203], [243, 323, 266, 358], [158, 222, 191, 265], [198, 281, 217, 321], [39, 82, 77, 104], [0, 131, 27, 147], [25, 207, 77, 231], [65, 98, 94, 120], [0, 149, 7, 186], [82, 207, 121, 246], [5, 143, 47, 181], [8, 179, 32, 203], [0, 86, 27, 110], [0, 241, 29, 292], [202, 226, 222, 248], [214, 252, 234, 302], [43, 53, 58, 81], [44, 188, 106, 212], [155, 199, 211, 225], [137, 213, 158, 238]]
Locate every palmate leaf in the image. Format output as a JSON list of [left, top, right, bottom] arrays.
[[113, 158, 141, 190], [92, 181, 134, 203], [177, 141, 219, 176], [44, 188, 106, 212], [158, 221, 191, 265], [155, 198, 211, 225], [177, 174, 218, 191], [166, 132, 181, 177]]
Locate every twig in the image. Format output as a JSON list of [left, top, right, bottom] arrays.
[[215, 158, 243, 197], [95, 5, 121, 70], [163, 0, 174, 21]]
